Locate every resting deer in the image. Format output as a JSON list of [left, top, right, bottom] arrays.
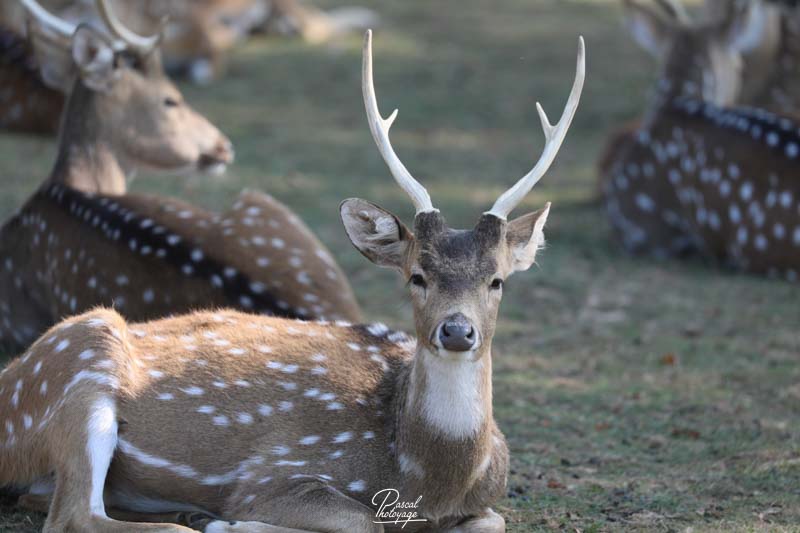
[[597, 0, 800, 182], [0, 30, 584, 532], [602, 0, 800, 279], [0, 0, 362, 352]]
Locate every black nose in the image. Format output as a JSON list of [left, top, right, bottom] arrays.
[[438, 314, 476, 352]]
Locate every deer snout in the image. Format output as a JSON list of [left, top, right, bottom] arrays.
[[199, 136, 235, 174], [436, 313, 477, 352]]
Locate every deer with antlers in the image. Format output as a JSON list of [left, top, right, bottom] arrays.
[[0, 0, 362, 352], [0, 30, 584, 532], [602, 0, 800, 279]]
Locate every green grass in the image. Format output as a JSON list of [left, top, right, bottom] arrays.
[[2, 0, 799, 531]]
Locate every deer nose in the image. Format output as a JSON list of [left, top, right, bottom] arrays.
[[214, 138, 235, 164], [438, 314, 476, 352]]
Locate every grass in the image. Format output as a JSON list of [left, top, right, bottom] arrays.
[[1, 0, 799, 531]]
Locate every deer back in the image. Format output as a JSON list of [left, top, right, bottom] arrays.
[[0, 183, 362, 351]]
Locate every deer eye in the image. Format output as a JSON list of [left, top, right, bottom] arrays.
[[490, 278, 504, 290], [409, 274, 427, 288], [164, 97, 180, 108]]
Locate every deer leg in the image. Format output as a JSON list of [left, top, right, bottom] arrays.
[[42, 394, 194, 533], [442, 509, 505, 533], [18, 492, 206, 528], [205, 477, 382, 533]]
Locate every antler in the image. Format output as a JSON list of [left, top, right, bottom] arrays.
[[20, 0, 77, 38], [96, 0, 163, 55], [362, 30, 436, 215], [486, 37, 585, 220]]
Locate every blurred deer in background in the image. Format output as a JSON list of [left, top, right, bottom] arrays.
[[703, 0, 800, 115], [602, 0, 800, 280], [0, 30, 584, 533], [0, 0, 378, 87], [264, 0, 379, 45], [598, 0, 800, 176], [0, 0, 362, 352]]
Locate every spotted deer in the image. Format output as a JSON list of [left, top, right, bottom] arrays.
[[0, 0, 361, 352], [602, 0, 800, 280], [0, 30, 584, 533], [597, 0, 798, 183]]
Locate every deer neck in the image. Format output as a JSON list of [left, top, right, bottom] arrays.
[[644, 59, 712, 129], [48, 83, 129, 196], [393, 343, 498, 505]]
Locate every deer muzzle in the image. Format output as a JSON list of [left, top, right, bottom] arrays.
[[435, 313, 478, 353]]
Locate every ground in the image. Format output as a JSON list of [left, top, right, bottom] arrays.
[[1, 0, 798, 531]]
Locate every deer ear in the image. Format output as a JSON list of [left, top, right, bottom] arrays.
[[340, 198, 413, 272], [26, 19, 75, 92], [722, 0, 772, 53], [622, 0, 673, 57], [71, 24, 118, 93], [505, 203, 550, 273]]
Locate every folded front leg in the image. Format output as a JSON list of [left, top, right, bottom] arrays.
[[205, 475, 382, 533]]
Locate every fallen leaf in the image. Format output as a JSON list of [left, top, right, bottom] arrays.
[[660, 353, 678, 366], [671, 427, 701, 440]]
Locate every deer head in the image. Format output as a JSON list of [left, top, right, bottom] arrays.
[[22, 0, 233, 193], [623, 0, 773, 107], [341, 31, 584, 362]]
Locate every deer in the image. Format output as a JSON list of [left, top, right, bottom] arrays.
[[0, 30, 585, 533], [597, 0, 800, 184], [602, 0, 800, 280], [0, 0, 362, 353]]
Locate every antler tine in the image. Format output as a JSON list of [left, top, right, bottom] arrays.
[[96, 0, 162, 55], [486, 37, 585, 220], [362, 30, 435, 215], [20, 0, 77, 38]]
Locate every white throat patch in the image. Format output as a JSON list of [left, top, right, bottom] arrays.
[[415, 351, 486, 439]]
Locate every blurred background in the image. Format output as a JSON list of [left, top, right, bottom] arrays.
[[0, 0, 798, 531]]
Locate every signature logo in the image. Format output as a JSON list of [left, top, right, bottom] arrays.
[[372, 488, 428, 528]]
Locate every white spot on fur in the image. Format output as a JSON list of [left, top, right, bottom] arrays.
[[333, 431, 352, 443], [347, 480, 366, 492]]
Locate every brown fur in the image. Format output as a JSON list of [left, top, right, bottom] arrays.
[[703, 0, 800, 115], [0, 26, 64, 135]]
